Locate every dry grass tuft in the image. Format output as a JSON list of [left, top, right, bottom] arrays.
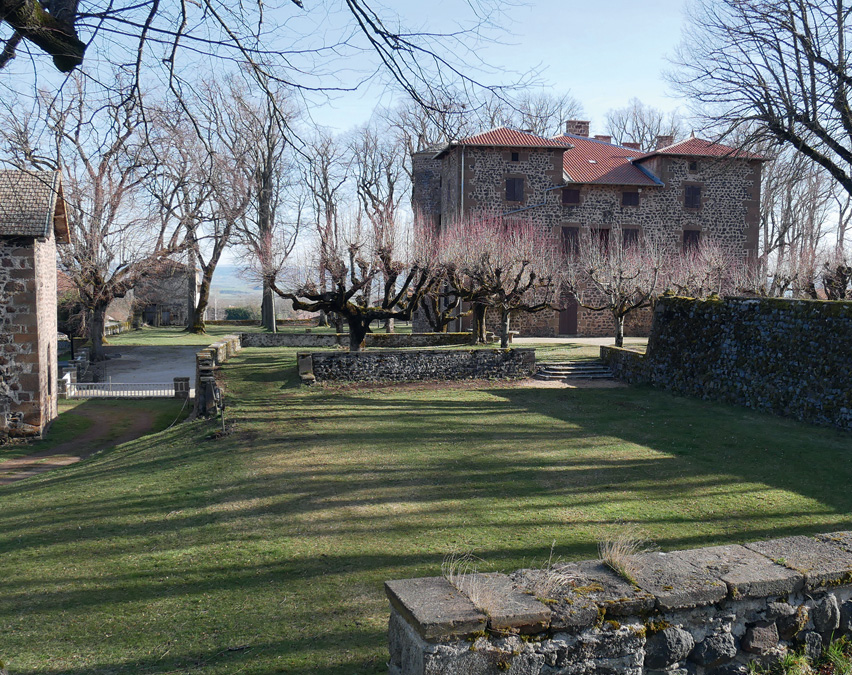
[[598, 534, 656, 586]]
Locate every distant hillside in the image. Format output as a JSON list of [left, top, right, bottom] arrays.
[[210, 265, 260, 295]]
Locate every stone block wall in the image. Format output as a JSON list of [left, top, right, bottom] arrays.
[[194, 334, 241, 414], [301, 348, 535, 383], [0, 236, 57, 437], [387, 531, 852, 675], [599, 296, 852, 431]]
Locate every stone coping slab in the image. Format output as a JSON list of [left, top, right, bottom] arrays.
[[552, 560, 655, 617], [629, 549, 729, 610], [682, 544, 803, 599], [385, 577, 486, 640], [745, 535, 852, 590], [456, 573, 551, 634]]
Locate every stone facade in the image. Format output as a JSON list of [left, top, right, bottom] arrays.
[[600, 296, 852, 431], [300, 348, 535, 383], [413, 128, 763, 337], [0, 171, 69, 438], [386, 531, 852, 675]]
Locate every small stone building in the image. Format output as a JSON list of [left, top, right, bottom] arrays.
[[412, 124, 765, 336], [0, 170, 70, 437]]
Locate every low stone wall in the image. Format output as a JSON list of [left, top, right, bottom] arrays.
[[300, 348, 535, 383], [387, 531, 852, 675], [240, 332, 476, 349], [600, 296, 852, 431], [194, 334, 241, 415]]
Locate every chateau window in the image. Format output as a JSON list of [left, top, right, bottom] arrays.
[[689, 161, 699, 172], [561, 226, 579, 257], [623, 229, 640, 249], [562, 188, 580, 205], [506, 177, 524, 202], [684, 185, 702, 209], [511, 152, 520, 162], [622, 191, 639, 207], [683, 230, 701, 253]]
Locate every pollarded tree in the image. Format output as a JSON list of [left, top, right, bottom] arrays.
[[566, 226, 663, 348], [270, 212, 438, 351], [441, 215, 566, 348]]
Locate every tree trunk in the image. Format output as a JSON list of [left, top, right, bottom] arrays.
[[317, 310, 329, 327], [614, 314, 625, 348], [384, 318, 394, 333], [347, 316, 371, 351], [261, 283, 277, 332], [188, 270, 212, 334], [499, 308, 511, 348], [334, 313, 344, 333], [89, 304, 108, 361], [472, 303, 487, 344]]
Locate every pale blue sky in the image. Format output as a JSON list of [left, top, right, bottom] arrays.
[[307, 0, 692, 134]]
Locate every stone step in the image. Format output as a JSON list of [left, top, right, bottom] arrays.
[[536, 360, 614, 380]]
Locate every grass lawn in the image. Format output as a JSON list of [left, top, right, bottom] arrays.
[[106, 322, 416, 347], [0, 399, 187, 463], [1, 347, 847, 674]]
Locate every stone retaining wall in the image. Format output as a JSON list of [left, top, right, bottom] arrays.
[[240, 332, 476, 349], [599, 296, 852, 431], [300, 348, 535, 383], [387, 531, 852, 675]]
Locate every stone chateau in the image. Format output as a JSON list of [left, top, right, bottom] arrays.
[[411, 122, 765, 336], [0, 170, 69, 437]]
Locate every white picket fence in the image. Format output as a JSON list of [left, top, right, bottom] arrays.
[[65, 380, 175, 399]]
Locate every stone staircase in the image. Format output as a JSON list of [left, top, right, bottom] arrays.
[[535, 360, 614, 381]]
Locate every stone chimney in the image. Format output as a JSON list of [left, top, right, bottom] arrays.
[[565, 120, 590, 137], [623, 142, 642, 151], [594, 135, 612, 144], [656, 135, 675, 150]]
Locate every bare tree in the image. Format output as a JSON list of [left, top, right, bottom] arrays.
[[0, 76, 184, 360], [349, 122, 408, 332], [441, 215, 565, 348], [670, 0, 852, 198], [604, 98, 684, 150], [0, 0, 525, 145], [270, 211, 436, 350], [566, 227, 663, 348], [301, 130, 349, 328], [226, 80, 301, 332], [665, 239, 746, 299], [759, 148, 835, 296], [150, 92, 252, 334]]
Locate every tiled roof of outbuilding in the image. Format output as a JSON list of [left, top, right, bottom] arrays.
[[553, 134, 663, 186], [636, 137, 766, 161], [434, 127, 569, 157], [0, 170, 69, 242]]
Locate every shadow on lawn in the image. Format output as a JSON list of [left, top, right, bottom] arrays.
[[3, 352, 852, 674]]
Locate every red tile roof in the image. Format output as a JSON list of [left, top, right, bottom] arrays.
[[637, 137, 766, 161], [434, 127, 569, 157], [552, 134, 663, 186]]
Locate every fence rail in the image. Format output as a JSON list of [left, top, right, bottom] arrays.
[[66, 382, 176, 399]]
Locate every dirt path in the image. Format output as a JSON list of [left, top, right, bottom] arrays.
[[0, 408, 156, 485]]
